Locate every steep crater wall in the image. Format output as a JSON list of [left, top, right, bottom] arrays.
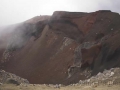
[[0, 10, 120, 85]]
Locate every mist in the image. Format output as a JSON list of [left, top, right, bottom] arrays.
[[0, 23, 35, 50]]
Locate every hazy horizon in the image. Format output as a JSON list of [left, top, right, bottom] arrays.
[[0, 0, 120, 26]]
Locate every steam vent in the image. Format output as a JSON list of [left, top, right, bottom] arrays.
[[1, 10, 120, 85]]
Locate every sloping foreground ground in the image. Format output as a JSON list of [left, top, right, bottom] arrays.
[[0, 10, 120, 85], [1, 84, 120, 90]]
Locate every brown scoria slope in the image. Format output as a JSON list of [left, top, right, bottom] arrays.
[[0, 10, 120, 85]]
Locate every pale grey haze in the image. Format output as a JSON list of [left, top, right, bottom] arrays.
[[0, 0, 120, 26]]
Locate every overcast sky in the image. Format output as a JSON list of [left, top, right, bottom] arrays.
[[0, 0, 120, 26]]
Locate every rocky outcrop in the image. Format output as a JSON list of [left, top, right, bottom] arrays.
[[0, 10, 120, 85], [79, 67, 120, 85], [0, 70, 29, 85]]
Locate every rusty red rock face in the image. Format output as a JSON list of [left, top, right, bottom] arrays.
[[0, 10, 120, 85]]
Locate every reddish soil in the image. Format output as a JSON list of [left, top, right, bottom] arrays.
[[0, 10, 120, 85]]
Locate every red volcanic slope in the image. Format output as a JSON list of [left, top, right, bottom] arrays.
[[0, 10, 120, 85]]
